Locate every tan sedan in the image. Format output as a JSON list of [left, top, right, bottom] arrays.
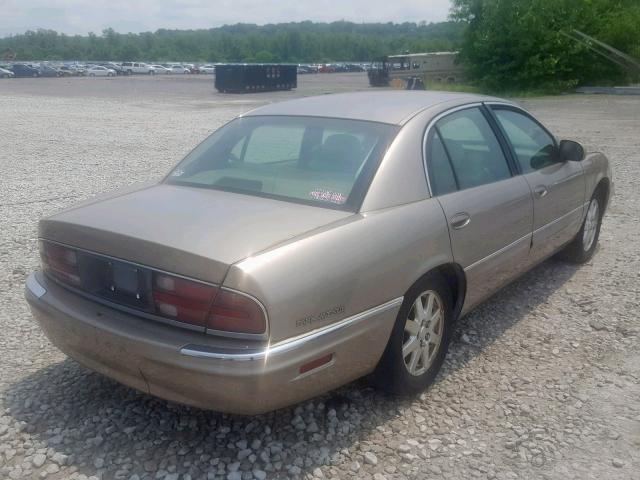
[[25, 92, 612, 414]]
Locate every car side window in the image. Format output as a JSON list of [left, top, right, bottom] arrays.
[[436, 107, 511, 190], [492, 108, 557, 173], [426, 130, 457, 196]]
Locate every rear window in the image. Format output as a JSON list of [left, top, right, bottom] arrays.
[[166, 116, 398, 211]]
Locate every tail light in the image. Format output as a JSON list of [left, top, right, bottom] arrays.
[[39, 241, 81, 286], [38, 240, 267, 336], [152, 272, 266, 334], [208, 290, 267, 334], [152, 273, 217, 327]]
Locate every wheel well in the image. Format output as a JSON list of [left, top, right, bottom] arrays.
[[432, 263, 466, 321], [594, 177, 610, 210]]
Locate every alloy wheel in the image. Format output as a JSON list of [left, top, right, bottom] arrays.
[[583, 198, 599, 252], [402, 290, 444, 376]]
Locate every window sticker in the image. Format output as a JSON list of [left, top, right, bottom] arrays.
[[309, 188, 347, 205]]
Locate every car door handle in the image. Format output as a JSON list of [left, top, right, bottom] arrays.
[[450, 212, 471, 230], [534, 186, 548, 197]]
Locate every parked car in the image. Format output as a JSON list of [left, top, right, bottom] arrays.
[[10, 64, 40, 77], [99, 63, 126, 75], [199, 65, 216, 74], [56, 66, 76, 77], [344, 63, 365, 72], [25, 92, 612, 414], [169, 65, 190, 74], [149, 65, 170, 74], [38, 65, 62, 77], [120, 62, 156, 75], [0, 66, 14, 78], [297, 65, 313, 74], [69, 65, 87, 76], [318, 64, 336, 73], [87, 65, 116, 77], [63, 65, 85, 76]]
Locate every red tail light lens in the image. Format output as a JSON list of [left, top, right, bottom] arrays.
[[153, 272, 266, 334], [38, 242, 267, 336], [40, 241, 81, 286], [208, 290, 267, 335], [152, 273, 217, 327]]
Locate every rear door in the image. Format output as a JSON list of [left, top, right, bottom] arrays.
[[425, 105, 534, 311], [489, 105, 585, 263]]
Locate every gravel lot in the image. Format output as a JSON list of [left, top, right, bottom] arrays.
[[0, 74, 638, 480]]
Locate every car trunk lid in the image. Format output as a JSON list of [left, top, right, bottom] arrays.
[[39, 184, 352, 284]]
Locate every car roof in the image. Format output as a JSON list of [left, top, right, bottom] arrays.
[[242, 91, 507, 126]]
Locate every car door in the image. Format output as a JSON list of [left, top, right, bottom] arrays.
[[425, 106, 534, 312], [489, 105, 586, 263]]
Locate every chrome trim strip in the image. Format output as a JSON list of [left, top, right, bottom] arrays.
[[180, 296, 404, 361], [38, 238, 270, 341], [39, 238, 220, 287], [26, 273, 46, 298], [464, 232, 531, 272], [421, 102, 483, 197], [532, 203, 586, 236], [463, 202, 588, 273], [41, 271, 207, 334]]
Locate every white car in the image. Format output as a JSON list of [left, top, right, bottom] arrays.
[[0, 67, 14, 78], [170, 65, 190, 74], [151, 65, 172, 74], [200, 65, 216, 74], [121, 62, 156, 75], [87, 66, 116, 77]]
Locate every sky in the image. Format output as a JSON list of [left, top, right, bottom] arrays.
[[0, 0, 452, 37]]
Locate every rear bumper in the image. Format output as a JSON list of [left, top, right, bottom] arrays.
[[25, 272, 400, 414]]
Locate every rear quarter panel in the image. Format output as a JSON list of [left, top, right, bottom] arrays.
[[223, 198, 452, 343]]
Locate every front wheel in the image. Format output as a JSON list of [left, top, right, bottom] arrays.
[[373, 273, 453, 396], [559, 193, 603, 263]]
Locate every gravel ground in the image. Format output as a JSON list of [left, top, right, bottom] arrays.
[[0, 74, 638, 480]]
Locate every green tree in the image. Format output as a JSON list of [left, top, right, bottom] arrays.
[[451, 0, 640, 91]]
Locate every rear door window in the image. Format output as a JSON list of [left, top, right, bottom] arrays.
[[425, 130, 457, 196], [435, 107, 511, 190]]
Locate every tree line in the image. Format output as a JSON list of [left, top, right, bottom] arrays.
[[0, 21, 463, 63], [2, 2, 638, 92]]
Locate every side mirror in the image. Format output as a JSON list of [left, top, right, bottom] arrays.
[[558, 139, 585, 162]]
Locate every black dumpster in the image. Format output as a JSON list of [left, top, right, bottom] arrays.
[[215, 64, 297, 93]]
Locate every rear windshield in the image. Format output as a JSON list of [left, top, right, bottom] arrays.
[[165, 116, 398, 211]]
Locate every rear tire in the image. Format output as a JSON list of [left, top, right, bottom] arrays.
[[373, 273, 453, 396], [559, 192, 603, 264]]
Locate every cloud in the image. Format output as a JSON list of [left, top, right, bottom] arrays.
[[0, 0, 452, 36]]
